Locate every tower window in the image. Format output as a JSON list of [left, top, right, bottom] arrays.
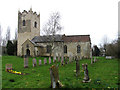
[[77, 45, 81, 53], [23, 20, 26, 26], [34, 21, 37, 28], [64, 45, 67, 53]]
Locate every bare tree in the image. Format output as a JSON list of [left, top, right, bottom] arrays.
[[101, 35, 109, 56], [6, 26, 11, 43], [42, 12, 62, 56], [14, 28, 18, 40]]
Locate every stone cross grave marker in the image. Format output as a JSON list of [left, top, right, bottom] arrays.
[[75, 56, 80, 76], [49, 57, 51, 64], [24, 55, 28, 68], [39, 60, 42, 66], [82, 63, 91, 83], [6, 64, 12, 72], [49, 65, 63, 88], [33, 58, 37, 67], [44, 58, 47, 64]]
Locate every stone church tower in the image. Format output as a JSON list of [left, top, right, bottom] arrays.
[[17, 8, 40, 56]]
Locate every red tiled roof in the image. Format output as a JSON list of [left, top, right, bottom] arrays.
[[62, 35, 91, 42]]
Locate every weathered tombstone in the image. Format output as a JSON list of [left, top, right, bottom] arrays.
[[44, 58, 47, 64], [94, 57, 96, 63], [53, 56, 56, 63], [24, 55, 28, 68], [58, 55, 60, 62], [90, 49, 93, 64], [39, 60, 42, 66], [69, 55, 72, 63], [33, 58, 37, 67], [49, 65, 63, 88], [82, 64, 91, 83], [6, 64, 12, 72], [75, 56, 80, 76], [61, 56, 64, 65], [49, 57, 51, 64], [65, 56, 68, 64]]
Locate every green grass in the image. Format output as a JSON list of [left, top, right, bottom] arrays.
[[2, 56, 119, 88]]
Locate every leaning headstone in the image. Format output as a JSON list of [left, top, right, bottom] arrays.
[[24, 55, 28, 68], [82, 64, 91, 83], [33, 58, 37, 67], [6, 64, 12, 72], [49, 57, 51, 64], [49, 65, 63, 88], [39, 60, 42, 66], [44, 58, 47, 64], [75, 56, 80, 76]]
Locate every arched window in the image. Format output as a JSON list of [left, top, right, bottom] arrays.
[[26, 44, 29, 48], [23, 20, 26, 26], [64, 45, 67, 53], [46, 45, 51, 53], [77, 45, 81, 53], [34, 21, 37, 28]]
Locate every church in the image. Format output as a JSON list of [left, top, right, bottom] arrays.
[[17, 8, 91, 58]]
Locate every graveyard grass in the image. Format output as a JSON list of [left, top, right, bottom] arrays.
[[2, 56, 119, 88]]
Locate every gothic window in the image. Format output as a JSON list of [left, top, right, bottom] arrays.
[[34, 21, 37, 28], [46, 45, 51, 53], [77, 45, 81, 53], [64, 45, 67, 53], [23, 20, 26, 26]]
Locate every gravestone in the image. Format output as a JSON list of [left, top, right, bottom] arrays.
[[90, 49, 93, 64], [49, 65, 63, 88], [44, 58, 47, 64], [58, 55, 60, 62], [94, 57, 96, 63], [53, 56, 56, 63], [69, 55, 72, 63], [61, 56, 64, 65], [33, 58, 37, 67], [75, 56, 80, 76], [65, 56, 68, 64], [24, 55, 28, 68], [82, 63, 91, 83], [39, 60, 42, 66], [6, 64, 12, 72], [49, 57, 51, 64]]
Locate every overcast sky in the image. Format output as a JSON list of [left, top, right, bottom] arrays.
[[0, 0, 119, 47]]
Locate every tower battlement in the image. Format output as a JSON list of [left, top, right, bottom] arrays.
[[18, 8, 40, 17]]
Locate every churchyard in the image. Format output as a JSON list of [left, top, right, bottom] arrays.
[[2, 55, 119, 88]]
